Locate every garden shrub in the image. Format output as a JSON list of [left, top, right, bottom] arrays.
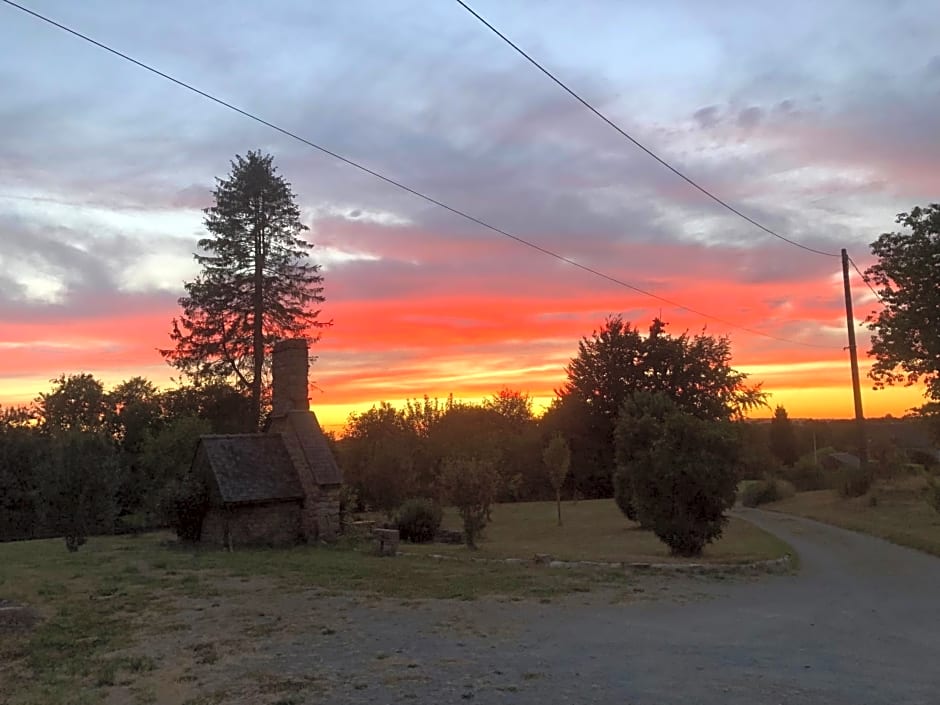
[[156, 470, 209, 542], [441, 456, 498, 548], [396, 498, 443, 543], [739, 477, 795, 507], [620, 400, 740, 557], [781, 455, 828, 491]]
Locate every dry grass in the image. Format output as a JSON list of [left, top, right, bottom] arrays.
[[767, 474, 940, 557], [409, 498, 791, 564]]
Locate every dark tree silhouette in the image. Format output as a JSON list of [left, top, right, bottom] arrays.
[[865, 204, 940, 405], [769, 405, 799, 466], [163, 151, 326, 428]]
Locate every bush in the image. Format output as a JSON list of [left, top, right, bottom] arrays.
[[925, 479, 940, 514], [612, 468, 638, 521], [396, 498, 443, 543], [739, 477, 796, 507], [156, 470, 209, 542], [441, 456, 498, 548], [623, 404, 740, 557], [781, 455, 828, 491], [837, 465, 873, 498]]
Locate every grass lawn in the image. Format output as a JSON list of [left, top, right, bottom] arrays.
[[408, 498, 791, 564], [766, 475, 940, 557], [0, 532, 638, 705], [0, 500, 789, 704]]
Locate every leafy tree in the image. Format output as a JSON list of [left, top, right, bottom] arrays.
[[556, 317, 764, 498], [35, 373, 109, 434], [768, 405, 799, 466], [339, 403, 416, 516], [140, 415, 211, 528], [441, 456, 498, 548], [614, 393, 740, 557], [613, 392, 679, 526], [106, 377, 164, 516], [865, 204, 940, 405], [483, 388, 535, 429], [38, 431, 119, 550], [542, 434, 571, 526], [0, 409, 43, 541], [162, 151, 327, 428], [160, 382, 254, 434]]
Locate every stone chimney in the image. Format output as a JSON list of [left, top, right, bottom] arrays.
[[271, 338, 309, 417]]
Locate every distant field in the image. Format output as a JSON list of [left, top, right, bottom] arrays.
[[412, 498, 791, 564], [767, 476, 940, 557]]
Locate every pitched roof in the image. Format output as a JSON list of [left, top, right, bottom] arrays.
[[198, 434, 304, 505], [283, 410, 344, 485]]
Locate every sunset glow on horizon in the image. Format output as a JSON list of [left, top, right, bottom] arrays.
[[1, 1, 936, 430]]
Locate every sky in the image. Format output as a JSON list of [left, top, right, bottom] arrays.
[[1, 0, 937, 431]]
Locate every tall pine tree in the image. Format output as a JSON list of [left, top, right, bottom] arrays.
[[163, 151, 326, 428]]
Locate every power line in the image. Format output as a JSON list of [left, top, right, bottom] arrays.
[[453, 0, 842, 259], [2, 0, 838, 350], [848, 255, 885, 305]]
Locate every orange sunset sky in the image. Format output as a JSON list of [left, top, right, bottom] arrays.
[[1, 1, 936, 432]]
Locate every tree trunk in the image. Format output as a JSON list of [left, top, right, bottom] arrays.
[[556, 489, 562, 526], [251, 213, 265, 430]]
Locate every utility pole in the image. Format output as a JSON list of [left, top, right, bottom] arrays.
[[841, 248, 868, 469]]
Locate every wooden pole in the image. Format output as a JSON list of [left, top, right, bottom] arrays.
[[841, 248, 869, 469]]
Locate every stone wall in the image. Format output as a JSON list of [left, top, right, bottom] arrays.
[[314, 485, 340, 541], [201, 501, 303, 548], [271, 339, 309, 416]]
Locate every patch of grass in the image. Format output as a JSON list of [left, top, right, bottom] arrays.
[[409, 499, 789, 564], [767, 477, 940, 556]]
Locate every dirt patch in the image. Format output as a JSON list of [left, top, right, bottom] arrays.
[[0, 598, 40, 633]]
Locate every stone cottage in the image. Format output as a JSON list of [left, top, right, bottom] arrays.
[[193, 339, 342, 547]]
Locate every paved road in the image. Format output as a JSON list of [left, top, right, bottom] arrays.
[[209, 510, 940, 704]]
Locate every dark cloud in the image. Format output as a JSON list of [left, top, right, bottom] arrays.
[[737, 106, 764, 129], [693, 105, 721, 129]]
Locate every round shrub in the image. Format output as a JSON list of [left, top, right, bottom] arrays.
[[740, 477, 795, 507], [782, 456, 828, 491], [396, 498, 443, 543]]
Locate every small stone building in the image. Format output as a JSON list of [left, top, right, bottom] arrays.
[[193, 339, 342, 547]]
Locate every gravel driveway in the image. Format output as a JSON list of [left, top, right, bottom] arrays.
[[144, 509, 940, 704]]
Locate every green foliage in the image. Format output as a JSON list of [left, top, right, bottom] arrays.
[[340, 402, 416, 516], [925, 479, 940, 514], [162, 151, 326, 428], [39, 431, 120, 549], [396, 498, 443, 543], [555, 317, 765, 499], [612, 469, 638, 521], [736, 423, 783, 481], [769, 405, 799, 466], [739, 477, 796, 507], [441, 456, 498, 549], [781, 455, 828, 491], [139, 415, 211, 528], [35, 373, 109, 433], [156, 468, 209, 542], [543, 434, 571, 526], [614, 393, 741, 556], [865, 204, 940, 404]]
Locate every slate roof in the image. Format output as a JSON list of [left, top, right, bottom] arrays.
[[283, 410, 343, 485], [827, 452, 861, 469], [198, 434, 304, 505]]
